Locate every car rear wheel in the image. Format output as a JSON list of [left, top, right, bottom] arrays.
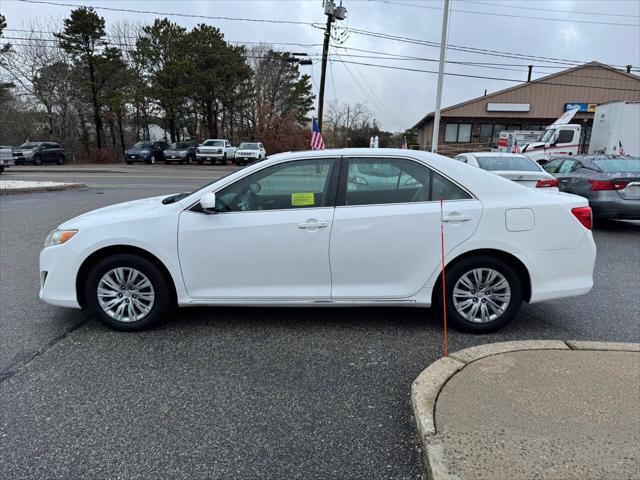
[[86, 254, 172, 331], [441, 256, 522, 333], [57, 154, 65, 165], [33, 155, 42, 165]]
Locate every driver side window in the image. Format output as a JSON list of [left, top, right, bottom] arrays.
[[216, 158, 336, 212]]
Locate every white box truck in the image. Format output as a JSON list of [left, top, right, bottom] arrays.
[[588, 101, 639, 156], [522, 102, 640, 163]]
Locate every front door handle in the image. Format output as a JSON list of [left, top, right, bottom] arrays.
[[442, 214, 471, 223], [298, 221, 328, 229]]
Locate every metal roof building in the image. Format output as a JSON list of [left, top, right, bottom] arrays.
[[413, 62, 640, 155]]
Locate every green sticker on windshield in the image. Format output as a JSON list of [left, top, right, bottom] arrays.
[[291, 192, 315, 206]]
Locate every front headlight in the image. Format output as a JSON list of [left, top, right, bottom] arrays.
[[44, 229, 77, 248]]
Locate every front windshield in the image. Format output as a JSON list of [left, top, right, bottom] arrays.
[[475, 156, 541, 172], [593, 157, 640, 173], [171, 142, 189, 149], [202, 140, 224, 147], [239, 143, 259, 150], [539, 129, 555, 143], [133, 141, 153, 149], [19, 143, 39, 149]]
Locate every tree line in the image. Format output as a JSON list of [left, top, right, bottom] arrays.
[[0, 9, 409, 162], [0, 8, 316, 161]]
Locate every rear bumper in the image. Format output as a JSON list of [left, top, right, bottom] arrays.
[[589, 198, 640, 220], [521, 232, 596, 304]]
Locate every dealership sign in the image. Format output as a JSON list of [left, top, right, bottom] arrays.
[[564, 103, 598, 113]]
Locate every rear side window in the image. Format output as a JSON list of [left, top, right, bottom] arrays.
[[343, 157, 470, 206]]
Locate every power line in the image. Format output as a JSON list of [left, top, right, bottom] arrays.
[[342, 26, 636, 68], [15, 0, 320, 26], [327, 58, 640, 93], [370, 0, 640, 27], [458, 0, 640, 19]]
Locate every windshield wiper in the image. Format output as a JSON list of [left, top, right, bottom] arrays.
[[162, 192, 189, 204]]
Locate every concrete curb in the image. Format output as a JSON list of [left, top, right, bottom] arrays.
[[0, 183, 86, 195], [12, 167, 125, 174], [411, 340, 640, 480]]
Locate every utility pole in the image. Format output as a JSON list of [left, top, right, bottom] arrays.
[[431, 0, 450, 154], [344, 105, 350, 147], [317, 1, 346, 132]]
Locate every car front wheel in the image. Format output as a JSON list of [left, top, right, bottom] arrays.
[[442, 256, 522, 333], [86, 254, 172, 331]]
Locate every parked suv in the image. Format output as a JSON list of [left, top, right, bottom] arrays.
[[124, 141, 169, 164], [164, 141, 198, 164], [234, 142, 266, 165], [14, 142, 66, 165]]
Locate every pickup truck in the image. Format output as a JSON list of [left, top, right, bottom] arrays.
[[196, 139, 237, 165]]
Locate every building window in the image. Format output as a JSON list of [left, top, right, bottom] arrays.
[[480, 124, 493, 142], [505, 125, 521, 131], [444, 123, 472, 143]]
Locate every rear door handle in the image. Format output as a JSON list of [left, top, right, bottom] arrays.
[[298, 221, 328, 229], [442, 214, 471, 223]]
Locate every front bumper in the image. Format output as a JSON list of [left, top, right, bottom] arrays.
[[196, 152, 225, 159], [125, 154, 151, 162], [39, 244, 82, 308]]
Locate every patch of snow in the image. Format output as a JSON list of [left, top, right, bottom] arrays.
[[0, 180, 76, 190]]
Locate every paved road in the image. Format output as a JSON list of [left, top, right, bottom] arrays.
[[1, 165, 639, 479]]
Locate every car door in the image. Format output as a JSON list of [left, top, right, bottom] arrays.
[[178, 157, 339, 299], [329, 155, 483, 299], [41, 143, 53, 162]]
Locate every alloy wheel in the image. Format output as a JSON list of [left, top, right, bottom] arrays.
[[452, 268, 511, 323], [97, 267, 155, 322]]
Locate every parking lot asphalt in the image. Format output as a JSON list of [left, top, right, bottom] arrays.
[[1, 165, 639, 479]]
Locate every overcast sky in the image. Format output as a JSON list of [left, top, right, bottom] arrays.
[[1, 0, 639, 131]]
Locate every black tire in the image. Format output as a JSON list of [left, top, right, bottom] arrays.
[[222, 153, 228, 165], [57, 154, 65, 165], [164, 160, 170, 165], [0, 165, 4, 174], [197, 159, 203, 165], [33, 155, 42, 166], [86, 253, 173, 331], [125, 160, 133, 165], [439, 255, 522, 333]]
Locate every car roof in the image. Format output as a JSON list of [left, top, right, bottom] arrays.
[[463, 152, 530, 158]]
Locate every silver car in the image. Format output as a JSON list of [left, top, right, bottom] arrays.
[[543, 155, 640, 220], [454, 152, 559, 189], [0, 145, 15, 173]]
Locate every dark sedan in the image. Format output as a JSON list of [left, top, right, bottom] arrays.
[[124, 141, 169, 164], [543, 155, 640, 220], [163, 141, 198, 165]]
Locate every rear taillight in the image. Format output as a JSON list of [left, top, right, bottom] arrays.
[[571, 206, 592, 230], [498, 138, 508, 147], [535, 178, 559, 188], [588, 180, 629, 191]]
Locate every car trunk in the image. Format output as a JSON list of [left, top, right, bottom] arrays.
[[604, 173, 640, 200], [492, 170, 552, 189]]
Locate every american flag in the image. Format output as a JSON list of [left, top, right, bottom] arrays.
[[511, 139, 521, 153], [311, 118, 325, 150], [619, 140, 625, 156], [400, 136, 408, 149]]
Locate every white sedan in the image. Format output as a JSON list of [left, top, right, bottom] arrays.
[[454, 152, 559, 189], [39, 148, 596, 332]]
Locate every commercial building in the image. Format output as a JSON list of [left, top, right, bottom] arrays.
[[413, 61, 640, 155]]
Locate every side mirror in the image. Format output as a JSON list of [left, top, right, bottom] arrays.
[[200, 192, 217, 213]]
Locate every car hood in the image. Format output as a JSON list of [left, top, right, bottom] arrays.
[[126, 148, 151, 154], [522, 142, 546, 151], [165, 149, 188, 154], [60, 195, 173, 229], [199, 145, 223, 150]]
